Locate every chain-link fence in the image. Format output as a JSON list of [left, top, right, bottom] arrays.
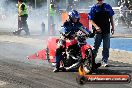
[[0, 0, 132, 37], [114, 10, 132, 28]]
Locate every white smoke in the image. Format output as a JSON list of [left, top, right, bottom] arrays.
[[0, 0, 17, 32], [0, 0, 49, 35], [28, 5, 48, 35], [0, 1, 75, 35], [0, 0, 119, 34], [27, 2, 62, 35]]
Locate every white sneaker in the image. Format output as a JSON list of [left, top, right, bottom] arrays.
[[101, 62, 109, 67]]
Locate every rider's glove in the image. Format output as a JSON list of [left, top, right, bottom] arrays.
[[86, 34, 90, 37], [89, 33, 95, 38]]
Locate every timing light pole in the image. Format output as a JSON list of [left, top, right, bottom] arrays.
[[35, 0, 36, 9], [47, 0, 50, 34]]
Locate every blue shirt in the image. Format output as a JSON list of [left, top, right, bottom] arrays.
[[60, 20, 91, 36], [89, 3, 114, 20]]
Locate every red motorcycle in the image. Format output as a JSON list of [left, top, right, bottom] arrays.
[[28, 30, 98, 73], [45, 29, 97, 73]]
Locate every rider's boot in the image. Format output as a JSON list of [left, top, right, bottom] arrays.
[[53, 56, 61, 72], [93, 63, 101, 69], [53, 64, 60, 72]]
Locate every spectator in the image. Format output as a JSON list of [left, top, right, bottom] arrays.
[[13, 0, 30, 36], [89, 0, 115, 67], [119, 2, 128, 25]]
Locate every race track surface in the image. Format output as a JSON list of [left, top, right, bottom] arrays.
[[0, 35, 131, 88]]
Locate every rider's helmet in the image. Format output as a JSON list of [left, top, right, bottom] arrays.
[[96, 0, 103, 3], [97, 0, 103, 1], [68, 10, 80, 22], [18, 0, 27, 3]]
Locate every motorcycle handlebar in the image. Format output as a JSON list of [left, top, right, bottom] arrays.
[[59, 30, 95, 39], [59, 31, 71, 38]]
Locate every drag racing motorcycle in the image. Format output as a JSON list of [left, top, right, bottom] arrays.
[[45, 27, 99, 73], [28, 27, 100, 74]]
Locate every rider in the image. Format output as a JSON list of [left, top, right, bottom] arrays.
[[53, 10, 95, 72]]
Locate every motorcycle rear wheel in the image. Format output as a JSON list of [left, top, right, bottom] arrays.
[[83, 48, 93, 74]]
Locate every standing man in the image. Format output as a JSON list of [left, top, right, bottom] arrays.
[[89, 0, 115, 67], [13, 0, 30, 36]]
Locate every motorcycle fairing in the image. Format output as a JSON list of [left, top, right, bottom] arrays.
[[81, 44, 92, 59], [27, 49, 46, 60], [47, 37, 59, 62], [66, 38, 78, 48]]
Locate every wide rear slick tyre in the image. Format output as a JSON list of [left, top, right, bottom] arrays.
[[83, 48, 93, 74]]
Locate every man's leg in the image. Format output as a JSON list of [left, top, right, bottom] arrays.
[[92, 34, 102, 70], [23, 17, 30, 35], [18, 16, 22, 30], [102, 33, 110, 66], [93, 34, 102, 56], [13, 17, 22, 35]]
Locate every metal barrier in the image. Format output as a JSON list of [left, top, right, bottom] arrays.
[[114, 10, 132, 28], [29, 7, 132, 35]]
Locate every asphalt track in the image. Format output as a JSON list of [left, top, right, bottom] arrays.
[[0, 35, 132, 88]]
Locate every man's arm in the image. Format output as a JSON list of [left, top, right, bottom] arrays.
[[110, 16, 115, 35], [89, 20, 102, 33], [88, 6, 102, 33], [107, 4, 115, 35], [79, 25, 91, 34]]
